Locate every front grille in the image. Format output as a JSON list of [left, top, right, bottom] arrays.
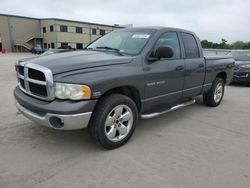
[[18, 66, 24, 75], [29, 82, 48, 97], [16, 62, 54, 101], [20, 78, 25, 89], [28, 68, 46, 81]]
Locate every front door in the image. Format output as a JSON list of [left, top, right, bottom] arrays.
[[143, 32, 185, 110]]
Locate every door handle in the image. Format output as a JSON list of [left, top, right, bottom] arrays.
[[176, 66, 184, 71]]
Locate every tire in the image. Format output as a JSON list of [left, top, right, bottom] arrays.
[[203, 77, 225, 107], [88, 94, 138, 149]]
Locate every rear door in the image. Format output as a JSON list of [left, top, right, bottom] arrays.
[[181, 32, 205, 98]]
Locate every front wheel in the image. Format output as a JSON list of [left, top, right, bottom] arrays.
[[203, 77, 225, 107], [88, 94, 138, 149]]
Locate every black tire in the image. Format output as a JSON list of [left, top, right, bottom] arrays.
[[203, 77, 225, 107], [88, 94, 138, 149]]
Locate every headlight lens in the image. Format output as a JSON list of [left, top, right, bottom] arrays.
[[55, 83, 91, 100]]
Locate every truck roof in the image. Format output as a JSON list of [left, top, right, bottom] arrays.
[[119, 26, 194, 34]]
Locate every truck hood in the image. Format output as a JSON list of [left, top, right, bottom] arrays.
[[20, 50, 133, 74]]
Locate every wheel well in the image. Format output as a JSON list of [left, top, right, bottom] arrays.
[[216, 72, 227, 83], [101, 86, 141, 111]]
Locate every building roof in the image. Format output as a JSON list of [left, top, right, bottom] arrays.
[[0, 13, 124, 28]]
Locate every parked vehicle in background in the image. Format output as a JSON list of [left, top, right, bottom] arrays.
[[30, 45, 44, 54], [40, 48, 75, 56], [231, 50, 250, 84], [14, 27, 235, 149]]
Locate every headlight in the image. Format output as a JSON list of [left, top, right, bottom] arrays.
[[55, 83, 91, 100]]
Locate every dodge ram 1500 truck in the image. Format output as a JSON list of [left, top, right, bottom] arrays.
[[14, 27, 235, 149]]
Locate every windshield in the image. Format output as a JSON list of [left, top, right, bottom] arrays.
[[87, 30, 154, 55], [231, 51, 250, 61]]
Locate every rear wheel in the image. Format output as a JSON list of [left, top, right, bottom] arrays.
[[88, 94, 138, 149], [203, 78, 225, 107]]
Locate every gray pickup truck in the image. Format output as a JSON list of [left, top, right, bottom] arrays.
[[14, 27, 234, 149]]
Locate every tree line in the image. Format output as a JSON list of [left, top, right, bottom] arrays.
[[201, 39, 250, 49]]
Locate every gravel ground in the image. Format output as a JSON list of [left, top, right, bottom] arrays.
[[0, 53, 250, 188]]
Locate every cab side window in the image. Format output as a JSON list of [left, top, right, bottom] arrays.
[[181, 33, 200, 59], [154, 32, 181, 59]]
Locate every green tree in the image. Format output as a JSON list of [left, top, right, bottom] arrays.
[[230, 41, 245, 49], [201, 40, 214, 48], [201, 39, 250, 49]]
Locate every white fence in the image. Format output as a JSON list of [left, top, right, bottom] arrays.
[[203, 48, 232, 56]]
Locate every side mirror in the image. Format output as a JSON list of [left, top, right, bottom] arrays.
[[155, 46, 174, 59]]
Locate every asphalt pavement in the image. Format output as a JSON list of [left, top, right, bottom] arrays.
[[0, 53, 250, 188]]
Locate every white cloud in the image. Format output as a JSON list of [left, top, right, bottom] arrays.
[[0, 0, 249, 42]]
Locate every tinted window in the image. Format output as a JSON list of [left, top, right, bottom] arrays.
[[155, 32, 181, 59], [76, 27, 82, 33], [181, 33, 200, 58], [50, 25, 54, 32], [100, 29, 105, 36], [51, 43, 55, 49], [60, 25, 68, 32], [76, 43, 83, 49], [92, 28, 97, 35], [61, 42, 68, 48], [43, 27, 46, 33]]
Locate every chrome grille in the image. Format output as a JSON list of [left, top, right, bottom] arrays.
[[16, 62, 55, 101]]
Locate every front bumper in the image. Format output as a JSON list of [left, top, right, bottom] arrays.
[[16, 102, 92, 130], [14, 87, 97, 130]]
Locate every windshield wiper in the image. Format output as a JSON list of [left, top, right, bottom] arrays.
[[85, 47, 95, 51], [96, 46, 123, 56]]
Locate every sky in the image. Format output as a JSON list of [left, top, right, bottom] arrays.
[[0, 0, 250, 43]]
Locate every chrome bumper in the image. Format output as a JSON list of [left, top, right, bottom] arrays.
[[16, 102, 92, 130]]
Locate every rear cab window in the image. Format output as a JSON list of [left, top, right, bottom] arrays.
[[181, 33, 200, 59]]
